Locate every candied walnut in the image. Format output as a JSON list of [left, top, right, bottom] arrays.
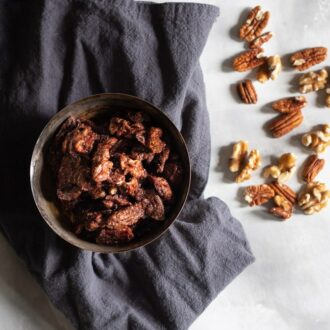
[[83, 211, 104, 232], [120, 154, 147, 179], [236, 149, 261, 183], [121, 177, 140, 197], [301, 124, 330, 153], [130, 146, 155, 164], [107, 170, 126, 186], [239, 6, 270, 42], [141, 190, 165, 221], [268, 110, 303, 138], [154, 147, 170, 173], [263, 153, 296, 183], [146, 127, 165, 153], [298, 182, 330, 214], [244, 184, 275, 206], [109, 117, 145, 142], [229, 140, 249, 172], [301, 154, 325, 183], [256, 55, 282, 83], [106, 203, 144, 227], [271, 96, 307, 114], [163, 162, 183, 187], [249, 31, 273, 49], [290, 47, 327, 71], [299, 69, 328, 93], [149, 176, 173, 201], [89, 185, 106, 199], [237, 80, 257, 104], [268, 182, 296, 205], [103, 195, 131, 209], [62, 121, 98, 156], [127, 111, 145, 123], [91, 137, 118, 182], [96, 225, 134, 244], [233, 49, 266, 72]]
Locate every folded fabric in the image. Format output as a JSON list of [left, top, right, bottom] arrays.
[[0, 0, 254, 329]]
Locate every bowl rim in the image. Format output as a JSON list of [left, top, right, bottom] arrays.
[[30, 92, 191, 253]]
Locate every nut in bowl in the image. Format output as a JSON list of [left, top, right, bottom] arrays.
[[30, 93, 191, 253]]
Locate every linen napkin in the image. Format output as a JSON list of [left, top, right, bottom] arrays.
[[0, 0, 254, 329]]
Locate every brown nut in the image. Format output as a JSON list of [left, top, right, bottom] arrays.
[[239, 6, 270, 42], [301, 154, 325, 183], [326, 88, 330, 108], [268, 109, 303, 138], [299, 69, 328, 93], [236, 149, 261, 183], [237, 80, 258, 104], [229, 140, 249, 172], [290, 47, 327, 71], [269, 206, 292, 220], [271, 96, 307, 114], [268, 181, 296, 205], [233, 49, 266, 72], [244, 184, 275, 206], [249, 31, 273, 49], [301, 124, 330, 153]]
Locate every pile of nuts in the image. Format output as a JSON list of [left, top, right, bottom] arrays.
[[226, 5, 330, 220]]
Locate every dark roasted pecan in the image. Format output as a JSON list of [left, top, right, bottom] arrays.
[[103, 195, 131, 209], [96, 225, 134, 244], [146, 127, 165, 153], [109, 117, 145, 142], [149, 176, 173, 201], [106, 203, 145, 227], [142, 190, 165, 221], [119, 154, 147, 179], [84, 211, 104, 232], [163, 162, 183, 187]]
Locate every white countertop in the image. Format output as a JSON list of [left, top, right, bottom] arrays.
[[2, 0, 330, 329]]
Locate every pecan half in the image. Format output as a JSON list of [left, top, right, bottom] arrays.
[[290, 47, 327, 71], [271, 96, 307, 114], [301, 154, 325, 183], [244, 184, 275, 206], [268, 109, 303, 138], [233, 49, 265, 72], [268, 182, 296, 205], [239, 6, 270, 42], [106, 203, 144, 227], [269, 207, 292, 220], [249, 31, 273, 49], [237, 80, 257, 104]]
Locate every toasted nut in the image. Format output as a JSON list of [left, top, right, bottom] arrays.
[[272, 96, 307, 113], [278, 153, 296, 172], [229, 140, 249, 172], [263, 165, 281, 179], [249, 31, 273, 49], [299, 69, 328, 93], [239, 6, 270, 42], [237, 80, 258, 104], [233, 49, 266, 72], [256, 64, 269, 83], [256, 55, 282, 82], [244, 184, 275, 206], [291, 47, 327, 71], [269, 206, 292, 220], [263, 153, 296, 183], [301, 154, 325, 183], [236, 149, 261, 183], [268, 109, 303, 138], [268, 181, 296, 205], [301, 124, 330, 153], [298, 182, 330, 214]]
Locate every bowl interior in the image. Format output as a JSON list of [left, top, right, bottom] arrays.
[[30, 93, 190, 253]]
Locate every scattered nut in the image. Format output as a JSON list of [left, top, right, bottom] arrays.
[[269, 206, 292, 220], [263, 153, 296, 183], [233, 49, 266, 72], [236, 149, 262, 183], [298, 182, 330, 214], [326, 88, 330, 108], [268, 181, 296, 205], [263, 165, 281, 179], [268, 109, 303, 138], [301, 124, 330, 153], [271, 96, 307, 113], [301, 154, 325, 183], [229, 140, 249, 172], [237, 80, 258, 104], [256, 55, 282, 83], [249, 31, 273, 49], [299, 69, 328, 93], [290, 47, 327, 71], [274, 195, 293, 212], [239, 6, 270, 42], [244, 184, 275, 206]]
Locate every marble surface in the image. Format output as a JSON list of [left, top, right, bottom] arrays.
[[1, 0, 330, 329]]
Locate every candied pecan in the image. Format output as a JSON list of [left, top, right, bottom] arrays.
[[249, 31, 273, 49], [154, 147, 170, 173], [239, 6, 270, 42], [301, 154, 325, 183], [127, 111, 145, 123], [271, 96, 307, 114], [146, 127, 165, 153], [91, 137, 118, 182], [163, 162, 183, 187], [149, 176, 173, 201], [83, 211, 104, 232], [142, 190, 165, 221], [268, 109, 303, 138], [130, 146, 155, 163], [237, 80, 257, 104], [268, 182, 296, 205], [96, 225, 134, 244], [107, 170, 126, 186], [103, 195, 131, 209], [121, 177, 140, 197], [109, 117, 145, 142], [89, 185, 106, 199], [233, 49, 265, 72], [106, 203, 144, 227], [62, 121, 98, 156], [290, 47, 327, 71], [119, 154, 147, 179], [244, 184, 275, 206]]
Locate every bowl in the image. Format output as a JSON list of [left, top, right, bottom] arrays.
[[30, 93, 191, 253]]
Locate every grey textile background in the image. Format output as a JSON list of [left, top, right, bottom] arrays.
[[0, 0, 255, 329]]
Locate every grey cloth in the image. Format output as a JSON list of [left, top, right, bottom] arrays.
[[0, 0, 255, 329]]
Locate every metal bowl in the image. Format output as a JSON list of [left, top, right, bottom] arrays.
[[30, 93, 191, 253]]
